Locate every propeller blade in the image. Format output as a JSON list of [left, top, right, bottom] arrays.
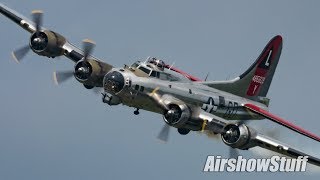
[[157, 124, 170, 143], [53, 71, 74, 85], [82, 39, 95, 61], [11, 45, 30, 63], [148, 87, 170, 111], [31, 10, 43, 32], [92, 87, 103, 95], [229, 147, 240, 159]]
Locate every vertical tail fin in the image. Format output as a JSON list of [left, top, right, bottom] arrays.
[[202, 35, 283, 103]]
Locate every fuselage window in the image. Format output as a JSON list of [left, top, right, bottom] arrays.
[[159, 72, 169, 80], [158, 72, 179, 81], [168, 74, 180, 81]]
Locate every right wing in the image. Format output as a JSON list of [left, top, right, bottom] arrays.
[[0, 2, 113, 67], [253, 133, 320, 167], [147, 89, 320, 167], [244, 103, 320, 142], [198, 111, 320, 167]]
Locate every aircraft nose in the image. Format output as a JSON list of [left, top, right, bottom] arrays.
[[103, 71, 125, 94]]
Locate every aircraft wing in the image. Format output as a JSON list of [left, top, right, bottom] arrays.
[[244, 103, 320, 142], [197, 111, 320, 167], [0, 3, 113, 67], [253, 131, 320, 166], [147, 88, 320, 166]]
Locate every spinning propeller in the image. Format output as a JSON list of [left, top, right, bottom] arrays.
[[147, 87, 173, 143], [53, 39, 95, 85], [226, 120, 247, 159], [157, 124, 171, 143], [12, 10, 43, 63], [226, 120, 280, 159]]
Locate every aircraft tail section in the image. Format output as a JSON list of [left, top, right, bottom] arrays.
[[201, 35, 283, 104]]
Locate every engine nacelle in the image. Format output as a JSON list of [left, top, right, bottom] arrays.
[[221, 124, 251, 149], [161, 95, 191, 128], [74, 59, 112, 87], [29, 30, 66, 58]]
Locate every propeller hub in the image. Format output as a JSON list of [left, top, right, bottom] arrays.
[[164, 104, 182, 125], [30, 32, 48, 51], [77, 66, 90, 74], [32, 37, 44, 44], [221, 124, 251, 149], [222, 125, 240, 144], [74, 61, 92, 81]]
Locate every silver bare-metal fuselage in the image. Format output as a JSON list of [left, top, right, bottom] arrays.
[[2, 3, 320, 167], [103, 67, 265, 122]]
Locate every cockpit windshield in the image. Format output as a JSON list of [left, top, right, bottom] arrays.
[[129, 58, 181, 81], [138, 66, 151, 74], [130, 61, 140, 68]]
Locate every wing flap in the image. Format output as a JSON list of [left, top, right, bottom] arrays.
[[244, 103, 320, 142]]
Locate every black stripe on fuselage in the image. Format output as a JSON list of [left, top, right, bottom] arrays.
[[0, 5, 22, 24]]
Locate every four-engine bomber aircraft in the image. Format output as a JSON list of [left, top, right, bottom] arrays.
[[1, 3, 320, 167]]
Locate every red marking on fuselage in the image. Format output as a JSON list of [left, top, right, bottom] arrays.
[[164, 65, 202, 82]]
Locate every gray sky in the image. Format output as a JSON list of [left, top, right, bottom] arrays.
[[0, 0, 320, 179]]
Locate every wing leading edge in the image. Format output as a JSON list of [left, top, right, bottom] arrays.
[[244, 103, 320, 142]]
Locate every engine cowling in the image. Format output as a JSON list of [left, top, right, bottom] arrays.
[[161, 95, 191, 127], [221, 124, 251, 149], [29, 30, 66, 58], [74, 59, 112, 87]]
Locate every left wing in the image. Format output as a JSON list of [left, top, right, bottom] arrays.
[[244, 103, 320, 142], [0, 3, 112, 66], [0, 3, 113, 87]]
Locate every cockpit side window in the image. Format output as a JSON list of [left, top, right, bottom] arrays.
[[138, 66, 151, 75], [150, 70, 160, 78]]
